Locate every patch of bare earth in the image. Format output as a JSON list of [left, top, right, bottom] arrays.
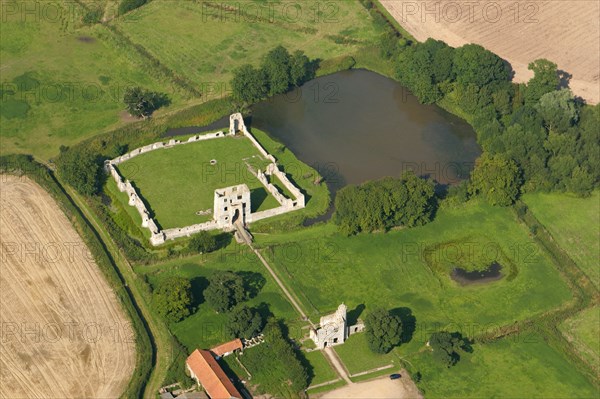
[[381, 0, 600, 104], [315, 371, 423, 399], [0, 176, 136, 399]]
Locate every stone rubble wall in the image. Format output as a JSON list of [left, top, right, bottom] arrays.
[[106, 113, 306, 246], [109, 131, 227, 165]]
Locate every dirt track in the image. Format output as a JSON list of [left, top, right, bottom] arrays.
[[381, 0, 600, 104], [0, 176, 135, 398]]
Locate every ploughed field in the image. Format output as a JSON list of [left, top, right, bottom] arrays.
[[0, 176, 135, 398], [381, 0, 600, 104]]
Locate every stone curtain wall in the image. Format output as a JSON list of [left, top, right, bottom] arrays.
[[105, 113, 306, 246]]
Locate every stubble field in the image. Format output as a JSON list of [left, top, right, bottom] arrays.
[[0, 175, 135, 398]]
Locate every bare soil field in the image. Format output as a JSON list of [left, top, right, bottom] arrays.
[[0, 176, 135, 398], [381, 0, 600, 104], [316, 372, 423, 399]]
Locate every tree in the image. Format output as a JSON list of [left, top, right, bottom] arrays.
[[152, 277, 193, 323], [567, 166, 595, 197], [364, 308, 402, 354], [536, 89, 579, 132], [453, 44, 510, 88], [289, 50, 313, 86], [204, 271, 245, 313], [262, 45, 292, 96], [56, 147, 102, 196], [429, 331, 469, 367], [231, 64, 268, 104], [525, 59, 559, 105], [188, 231, 217, 253], [123, 86, 169, 118], [469, 154, 522, 206], [226, 305, 264, 339]]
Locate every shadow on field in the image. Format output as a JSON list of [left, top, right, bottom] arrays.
[[190, 276, 209, 307]]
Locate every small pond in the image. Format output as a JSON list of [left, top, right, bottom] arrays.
[[451, 262, 504, 286]]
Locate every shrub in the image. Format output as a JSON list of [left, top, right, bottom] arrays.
[[152, 276, 194, 323], [188, 231, 217, 253]]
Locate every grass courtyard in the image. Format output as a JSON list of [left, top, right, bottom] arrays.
[[117, 132, 278, 229]]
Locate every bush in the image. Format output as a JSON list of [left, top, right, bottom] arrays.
[[123, 86, 170, 118], [188, 231, 217, 253], [152, 276, 193, 323], [429, 331, 471, 367]]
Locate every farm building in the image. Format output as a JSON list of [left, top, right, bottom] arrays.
[[211, 338, 243, 357], [186, 349, 242, 399]]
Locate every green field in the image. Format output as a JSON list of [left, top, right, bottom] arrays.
[[560, 306, 600, 373], [523, 191, 600, 289], [257, 200, 573, 343], [118, 132, 277, 229], [114, 0, 382, 88], [1, 0, 384, 160], [136, 248, 298, 350], [409, 333, 599, 398], [0, 1, 181, 159]]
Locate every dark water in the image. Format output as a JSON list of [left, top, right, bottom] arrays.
[[165, 115, 230, 137], [451, 262, 503, 286], [250, 69, 481, 193]]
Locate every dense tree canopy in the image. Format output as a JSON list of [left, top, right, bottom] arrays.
[[469, 154, 522, 206], [231, 46, 314, 104], [334, 172, 436, 235], [204, 271, 245, 313], [152, 277, 193, 323], [453, 44, 511, 88], [525, 59, 560, 105], [364, 308, 402, 354], [241, 320, 308, 398], [226, 305, 264, 339], [56, 147, 102, 196]]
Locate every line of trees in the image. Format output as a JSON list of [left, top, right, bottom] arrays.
[[333, 172, 436, 235], [231, 45, 316, 104], [391, 38, 599, 201]]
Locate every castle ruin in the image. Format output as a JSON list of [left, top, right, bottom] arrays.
[[310, 304, 365, 349]]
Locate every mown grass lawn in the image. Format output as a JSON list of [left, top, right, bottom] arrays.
[[523, 190, 600, 289], [256, 200, 573, 348], [303, 350, 338, 386], [117, 132, 277, 229], [409, 333, 598, 398], [333, 333, 395, 375]]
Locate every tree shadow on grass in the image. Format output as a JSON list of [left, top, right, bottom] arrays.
[[190, 276, 209, 308], [237, 271, 266, 299], [390, 307, 416, 344]]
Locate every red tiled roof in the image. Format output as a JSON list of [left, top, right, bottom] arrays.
[[210, 339, 243, 357], [186, 349, 242, 399]]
